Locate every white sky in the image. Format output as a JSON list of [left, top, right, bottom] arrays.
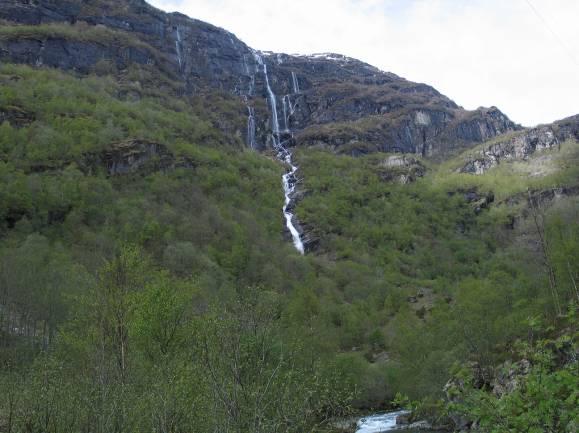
[[149, 0, 579, 127]]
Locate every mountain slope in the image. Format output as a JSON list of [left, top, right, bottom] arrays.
[[0, 0, 519, 157], [0, 1, 578, 432]]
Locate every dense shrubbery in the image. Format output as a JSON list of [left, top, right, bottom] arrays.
[[0, 63, 578, 431], [295, 144, 579, 401], [445, 308, 578, 432]]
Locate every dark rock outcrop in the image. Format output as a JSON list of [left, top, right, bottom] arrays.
[[554, 114, 579, 142], [83, 139, 175, 176], [0, 0, 255, 92], [1, 36, 155, 74], [0, 105, 35, 127]]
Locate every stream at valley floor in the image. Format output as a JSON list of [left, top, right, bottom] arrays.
[[347, 410, 446, 433], [355, 411, 409, 432]]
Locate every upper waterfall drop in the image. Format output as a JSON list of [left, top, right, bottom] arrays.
[[175, 27, 183, 70], [262, 63, 280, 136], [291, 71, 300, 94], [282, 95, 296, 132]]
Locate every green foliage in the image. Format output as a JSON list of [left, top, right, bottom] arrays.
[[0, 59, 578, 431], [447, 308, 578, 433], [0, 64, 239, 164]]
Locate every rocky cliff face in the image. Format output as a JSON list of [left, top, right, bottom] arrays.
[[461, 115, 579, 174], [0, 0, 520, 157], [0, 0, 255, 92], [261, 53, 519, 156]]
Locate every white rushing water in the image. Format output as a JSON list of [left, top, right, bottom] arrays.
[[242, 54, 255, 96], [356, 411, 409, 433], [255, 52, 305, 254], [291, 71, 300, 93], [175, 27, 183, 70], [282, 95, 296, 132], [247, 106, 256, 149], [282, 155, 305, 254], [282, 95, 289, 132]]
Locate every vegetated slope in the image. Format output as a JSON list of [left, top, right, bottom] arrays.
[[0, 1, 578, 432]]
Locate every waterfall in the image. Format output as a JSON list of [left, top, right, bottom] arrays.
[[247, 106, 256, 149], [283, 161, 305, 255], [291, 71, 300, 93], [242, 55, 256, 141], [255, 52, 305, 255], [282, 95, 289, 132], [356, 411, 410, 433], [242, 54, 255, 96], [175, 27, 183, 70], [282, 95, 296, 131], [263, 64, 280, 136], [282, 95, 296, 132]]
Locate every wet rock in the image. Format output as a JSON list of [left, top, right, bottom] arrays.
[[396, 413, 412, 425], [396, 420, 432, 430]]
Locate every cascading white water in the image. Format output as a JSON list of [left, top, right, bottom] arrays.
[[262, 63, 280, 136], [247, 106, 256, 149], [242, 55, 257, 145], [175, 27, 183, 70], [356, 411, 409, 433], [255, 52, 305, 254], [291, 71, 300, 93], [282, 95, 289, 132], [242, 54, 255, 96], [282, 158, 304, 255], [282, 95, 296, 132]]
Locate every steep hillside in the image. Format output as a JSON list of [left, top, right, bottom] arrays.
[[0, 1, 577, 433]]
